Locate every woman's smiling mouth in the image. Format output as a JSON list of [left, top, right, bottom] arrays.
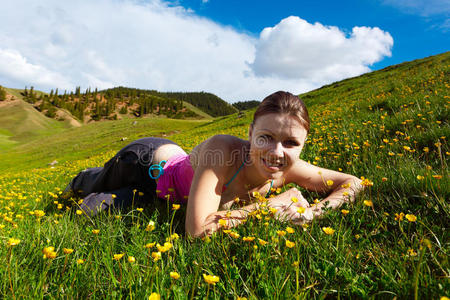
[[261, 157, 284, 171]]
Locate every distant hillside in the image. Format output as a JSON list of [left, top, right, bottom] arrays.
[[232, 100, 260, 111], [0, 89, 71, 150], [17, 86, 236, 124]]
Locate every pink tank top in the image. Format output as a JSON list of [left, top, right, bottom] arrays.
[[156, 153, 193, 203]]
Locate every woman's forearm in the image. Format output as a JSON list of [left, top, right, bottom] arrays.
[[188, 202, 261, 237], [311, 176, 362, 218]]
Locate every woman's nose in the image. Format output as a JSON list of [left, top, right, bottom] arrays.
[[269, 142, 284, 158]]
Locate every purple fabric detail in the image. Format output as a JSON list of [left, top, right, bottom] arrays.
[[156, 153, 193, 203]]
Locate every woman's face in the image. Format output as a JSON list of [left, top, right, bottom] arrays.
[[249, 113, 308, 179]]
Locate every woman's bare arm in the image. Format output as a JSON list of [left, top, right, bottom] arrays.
[[283, 160, 363, 223]]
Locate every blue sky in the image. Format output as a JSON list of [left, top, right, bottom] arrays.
[[180, 0, 449, 69], [0, 0, 448, 102]]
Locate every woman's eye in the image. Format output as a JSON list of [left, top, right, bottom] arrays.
[[284, 140, 299, 147], [255, 134, 272, 146]]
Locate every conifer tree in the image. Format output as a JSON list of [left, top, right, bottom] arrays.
[[0, 85, 6, 101]]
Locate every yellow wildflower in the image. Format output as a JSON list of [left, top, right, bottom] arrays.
[[203, 274, 220, 285], [242, 236, 255, 242], [258, 238, 268, 246], [7, 238, 21, 247], [405, 214, 417, 222], [148, 292, 160, 300], [285, 240, 295, 248], [92, 229, 100, 235], [128, 256, 136, 263], [151, 251, 162, 261], [113, 253, 125, 261], [145, 220, 156, 232], [395, 212, 405, 221], [291, 197, 298, 203], [363, 200, 373, 207], [172, 204, 180, 210], [326, 180, 334, 187], [341, 209, 349, 215], [322, 227, 335, 235], [286, 226, 295, 234], [170, 271, 180, 280], [297, 207, 306, 214], [276, 230, 286, 237], [43, 247, 57, 259], [77, 259, 85, 265], [218, 219, 227, 227], [63, 248, 74, 254]]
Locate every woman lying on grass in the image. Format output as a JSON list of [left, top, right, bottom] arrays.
[[62, 91, 362, 237]]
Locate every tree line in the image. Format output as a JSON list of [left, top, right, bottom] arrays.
[[20, 86, 239, 122]]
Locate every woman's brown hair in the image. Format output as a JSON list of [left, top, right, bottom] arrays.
[[252, 91, 310, 133]]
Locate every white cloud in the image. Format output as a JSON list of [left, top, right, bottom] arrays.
[[0, 48, 73, 89], [249, 17, 393, 83], [0, 0, 393, 101], [382, 0, 450, 16]]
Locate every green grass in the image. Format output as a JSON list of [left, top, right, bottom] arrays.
[[0, 52, 448, 299]]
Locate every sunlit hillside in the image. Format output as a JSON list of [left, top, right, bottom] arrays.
[[0, 52, 448, 298]]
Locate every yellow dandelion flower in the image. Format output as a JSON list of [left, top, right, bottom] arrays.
[[92, 229, 100, 235], [34, 210, 45, 218], [172, 204, 180, 210], [63, 248, 74, 254], [7, 238, 21, 247], [170, 271, 180, 280], [128, 256, 136, 263], [405, 214, 417, 222], [144, 242, 156, 249], [151, 252, 161, 261], [432, 175, 442, 179], [416, 175, 424, 180], [395, 212, 405, 221], [203, 274, 220, 285], [291, 197, 298, 203], [113, 253, 125, 261], [341, 209, 349, 215], [258, 238, 268, 246], [286, 226, 295, 234], [361, 178, 374, 187], [269, 207, 278, 214], [43, 247, 57, 259], [218, 218, 227, 227], [322, 227, 335, 235], [407, 248, 417, 257], [276, 230, 286, 237], [145, 220, 156, 232], [363, 200, 373, 207], [242, 236, 255, 242], [326, 180, 334, 187], [297, 207, 306, 214], [76, 210, 83, 215], [137, 208, 144, 212], [77, 259, 84, 265], [285, 240, 295, 248], [148, 292, 160, 300]]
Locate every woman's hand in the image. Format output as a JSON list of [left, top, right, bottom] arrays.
[[267, 187, 312, 222], [268, 187, 310, 208]]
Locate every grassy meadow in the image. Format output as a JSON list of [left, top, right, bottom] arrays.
[[0, 52, 448, 299]]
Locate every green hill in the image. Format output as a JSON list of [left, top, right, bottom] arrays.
[[0, 89, 71, 150], [0, 52, 447, 298]]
